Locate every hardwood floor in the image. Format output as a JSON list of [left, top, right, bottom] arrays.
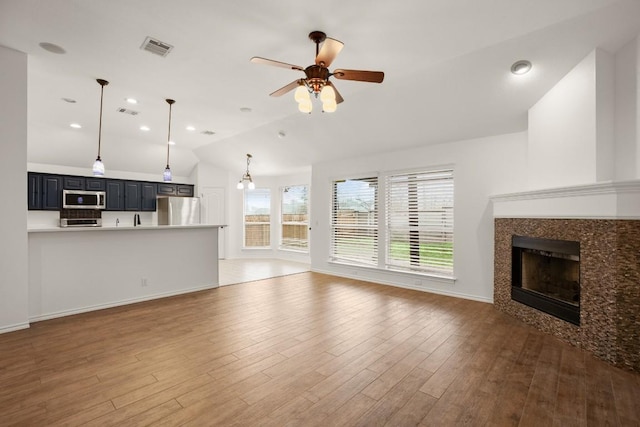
[[1, 272, 638, 426]]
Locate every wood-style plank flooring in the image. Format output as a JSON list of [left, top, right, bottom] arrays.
[[1, 272, 639, 426]]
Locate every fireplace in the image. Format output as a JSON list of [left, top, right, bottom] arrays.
[[511, 236, 580, 325]]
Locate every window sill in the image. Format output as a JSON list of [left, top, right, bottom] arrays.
[[278, 247, 309, 254], [328, 260, 456, 284]]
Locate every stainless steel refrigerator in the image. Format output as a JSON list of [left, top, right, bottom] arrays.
[[157, 197, 201, 225]]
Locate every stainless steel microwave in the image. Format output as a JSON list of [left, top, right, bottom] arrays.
[[62, 190, 106, 209]]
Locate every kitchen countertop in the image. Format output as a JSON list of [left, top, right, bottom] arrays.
[[28, 224, 225, 233]]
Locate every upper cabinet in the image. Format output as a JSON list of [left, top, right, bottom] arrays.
[[141, 182, 157, 211], [28, 172, 194, 211], [42, 175, 63, 210], [105, 179, 125, 211]]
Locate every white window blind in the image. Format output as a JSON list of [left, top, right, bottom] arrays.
[[385, 169, 454, 276], [330, 177, 378, 266], [244, 188, 270, 248], [281, 185, 309, 251]]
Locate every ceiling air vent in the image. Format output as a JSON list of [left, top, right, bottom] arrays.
[[117, 107, 139, 116], [140, 36, 173, 57]]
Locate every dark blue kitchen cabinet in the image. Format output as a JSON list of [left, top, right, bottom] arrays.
[[177, 184, 194, 197], [124, 181, 141, 211], [63, 176, 85, 190], [85, 178, 106, 191], [156, 183, 177, 196], [42, 175, 63, 210], [28, 172, 42, 210], [141, 182, 157, 211], [105, 180, 125, 211]]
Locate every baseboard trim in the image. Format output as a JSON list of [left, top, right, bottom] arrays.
[[310, 268, 493, 304], [29, 283, 220, 323], [0, 322, 30, 335]]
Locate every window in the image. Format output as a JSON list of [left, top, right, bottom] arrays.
[[244, 188, 270, 248], [281, 185, 309, 251], [385, 169, 454, 276], [330, 177, 378, 266]]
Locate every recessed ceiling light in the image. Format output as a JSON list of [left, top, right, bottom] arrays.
[[126, 98, 138, 104], [240, 107, 252, 113], [140, 125, 150, 131], [186, 126, 196, 131], [278, 130, 286, 138], [201, 130, 215, 135], [61, 97, 76, 103], [70, 123, 82, 129], [169, 140, 176, 146], [511, 60, 532, 75], [39, 42, 66, 54]]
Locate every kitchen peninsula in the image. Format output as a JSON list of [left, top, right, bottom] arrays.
[[28, 223, 223, 322]]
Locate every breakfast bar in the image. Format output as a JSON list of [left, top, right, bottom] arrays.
[[28, 224, 223, 322]]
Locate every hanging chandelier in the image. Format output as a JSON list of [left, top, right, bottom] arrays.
[[92, 79, 109, 176], [236, 154, 255, 190], [163, 99, 175, 182]]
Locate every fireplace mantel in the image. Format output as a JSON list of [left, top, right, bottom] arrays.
[[491, 180, 640, 219]]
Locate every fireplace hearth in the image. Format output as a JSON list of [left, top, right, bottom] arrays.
[[511, 236, 580, 325]]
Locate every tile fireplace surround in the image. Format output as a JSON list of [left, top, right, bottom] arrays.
[[491, 181, 640, 373]]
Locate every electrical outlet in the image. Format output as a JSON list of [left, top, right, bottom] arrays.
[[141, 278, 148, 287]]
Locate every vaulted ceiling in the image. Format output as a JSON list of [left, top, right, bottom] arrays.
[[1, 0, 640, 178]]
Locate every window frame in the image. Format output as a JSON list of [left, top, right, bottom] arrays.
[[280, 184, 310, 252], [383, 167, 454, 277], [243, 188, 271, 249], [330, 176, 379, 267]]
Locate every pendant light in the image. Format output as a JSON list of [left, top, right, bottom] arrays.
[[237, 154, 255, 190], [92, 78, 109, 176], [163, 99, 175, 182]]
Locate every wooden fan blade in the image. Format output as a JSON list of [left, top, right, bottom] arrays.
[[315, 37, 344, 68], [269, 80, 302, 97], [327, 81, 344, 104], [333, 69, 384, 83], [251, 57, 304, 71]]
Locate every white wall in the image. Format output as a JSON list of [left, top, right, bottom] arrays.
[[528, 49, 615, 189], [614, 37, 639, 180], [310, 132, 528, 302], [0, 46, 29, 333]]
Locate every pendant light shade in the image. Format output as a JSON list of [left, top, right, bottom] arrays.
[[163, 99, 175, 182], [93, 79, 109, 176]]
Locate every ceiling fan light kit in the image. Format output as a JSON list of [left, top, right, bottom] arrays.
[[251, 31, 384, 113]]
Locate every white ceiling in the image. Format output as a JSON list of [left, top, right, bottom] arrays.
[[1, 0, 640, 178]]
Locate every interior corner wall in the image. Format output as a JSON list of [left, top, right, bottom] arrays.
[[528, 50, 599, 189], [0, 46, 29, 333], [614, 37, 639, 180], [596, 49, 615, 182], [310, 132, 528, 303]]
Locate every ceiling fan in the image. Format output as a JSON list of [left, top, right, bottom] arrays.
[[250, 31, 384, 113]]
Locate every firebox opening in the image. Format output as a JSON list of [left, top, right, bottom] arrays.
[[511, 236, 580, 325]]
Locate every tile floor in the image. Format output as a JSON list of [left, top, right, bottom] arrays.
[[218, 258, 310, 286]]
